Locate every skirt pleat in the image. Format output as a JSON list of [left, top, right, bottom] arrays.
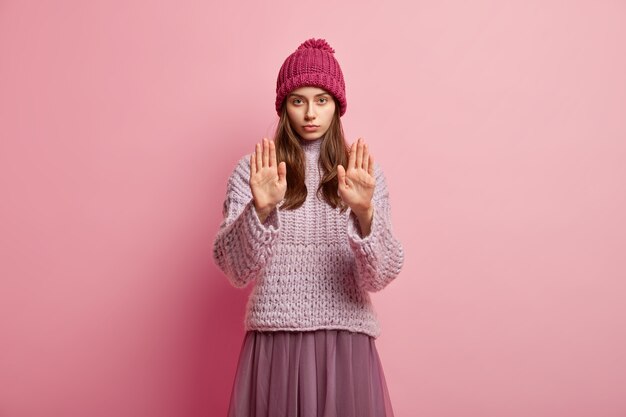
[[227, 329, 395, 417]]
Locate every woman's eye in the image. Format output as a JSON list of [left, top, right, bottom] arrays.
[[292, 97, 328, 105]]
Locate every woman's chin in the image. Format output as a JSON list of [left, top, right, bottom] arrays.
[[298, 131, 325, 140]]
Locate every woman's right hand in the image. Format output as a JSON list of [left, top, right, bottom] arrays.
[[249, 138, 287, 222]]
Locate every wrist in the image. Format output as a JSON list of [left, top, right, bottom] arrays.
[[351, 204, 374, 238], [254, 202, 276, 222], [351, 203, 373, 219]]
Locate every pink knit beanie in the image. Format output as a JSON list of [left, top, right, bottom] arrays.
[[275, 38, 347, 117]]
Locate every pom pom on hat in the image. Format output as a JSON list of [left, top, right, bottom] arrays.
[[297, 38, 335, 53], [275, 38, 347, 117]]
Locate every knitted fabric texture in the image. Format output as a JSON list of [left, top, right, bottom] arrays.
[[212, 138, 404, 338], [275, 38, 347, 117]]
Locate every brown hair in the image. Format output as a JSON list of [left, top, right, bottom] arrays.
[[273, 99, 350, 213]]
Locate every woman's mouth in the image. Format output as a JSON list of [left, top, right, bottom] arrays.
[[303, 125, 319, 132]]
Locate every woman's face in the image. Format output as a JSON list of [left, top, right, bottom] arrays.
[[285, 86, 336, 141]]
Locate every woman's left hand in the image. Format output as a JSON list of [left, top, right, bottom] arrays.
[[337, 137, 375, 216]]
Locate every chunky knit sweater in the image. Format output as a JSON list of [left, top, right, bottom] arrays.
[[212, 137, 404, 338]]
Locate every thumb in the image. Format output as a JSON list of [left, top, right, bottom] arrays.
[[337, 164, 346, 189], [277, 161, 287, 185]]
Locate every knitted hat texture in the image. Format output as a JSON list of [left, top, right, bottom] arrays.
[[275, 38, 347, 117]]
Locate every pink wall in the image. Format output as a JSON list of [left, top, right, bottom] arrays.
[[1, 1, 625, 416]]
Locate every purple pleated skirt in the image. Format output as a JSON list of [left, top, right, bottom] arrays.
[[226, 329, 395, 417]]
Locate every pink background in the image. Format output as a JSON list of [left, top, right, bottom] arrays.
[[1, 1, 625, 416]]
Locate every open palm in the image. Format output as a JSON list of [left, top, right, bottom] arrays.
[[337, 137, 375, 214], [249, 138, 287, 212]]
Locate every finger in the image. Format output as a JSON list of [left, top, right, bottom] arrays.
[[269, 139, 277, 168], [262, 138, 270, 167], [255, 142, 263, 172], [356, 138, 364, 169], [250, 152, 257, 175], [348, 141, 357, 170], [362, 142, 369, 173], [368, 154, 374, 177], [337, 164, 346, 189], [277, 161, 287, 185]]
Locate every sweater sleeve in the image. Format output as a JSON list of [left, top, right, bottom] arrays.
[[212, 155, 281, 288], [346, 162, 405, 292]]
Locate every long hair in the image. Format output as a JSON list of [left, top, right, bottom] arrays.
[[273, 99, 350, 212]]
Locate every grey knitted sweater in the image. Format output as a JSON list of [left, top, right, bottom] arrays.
[[212, 137, 404, 338]]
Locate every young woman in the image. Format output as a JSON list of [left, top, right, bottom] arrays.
[[213, 37, 405, 417]]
